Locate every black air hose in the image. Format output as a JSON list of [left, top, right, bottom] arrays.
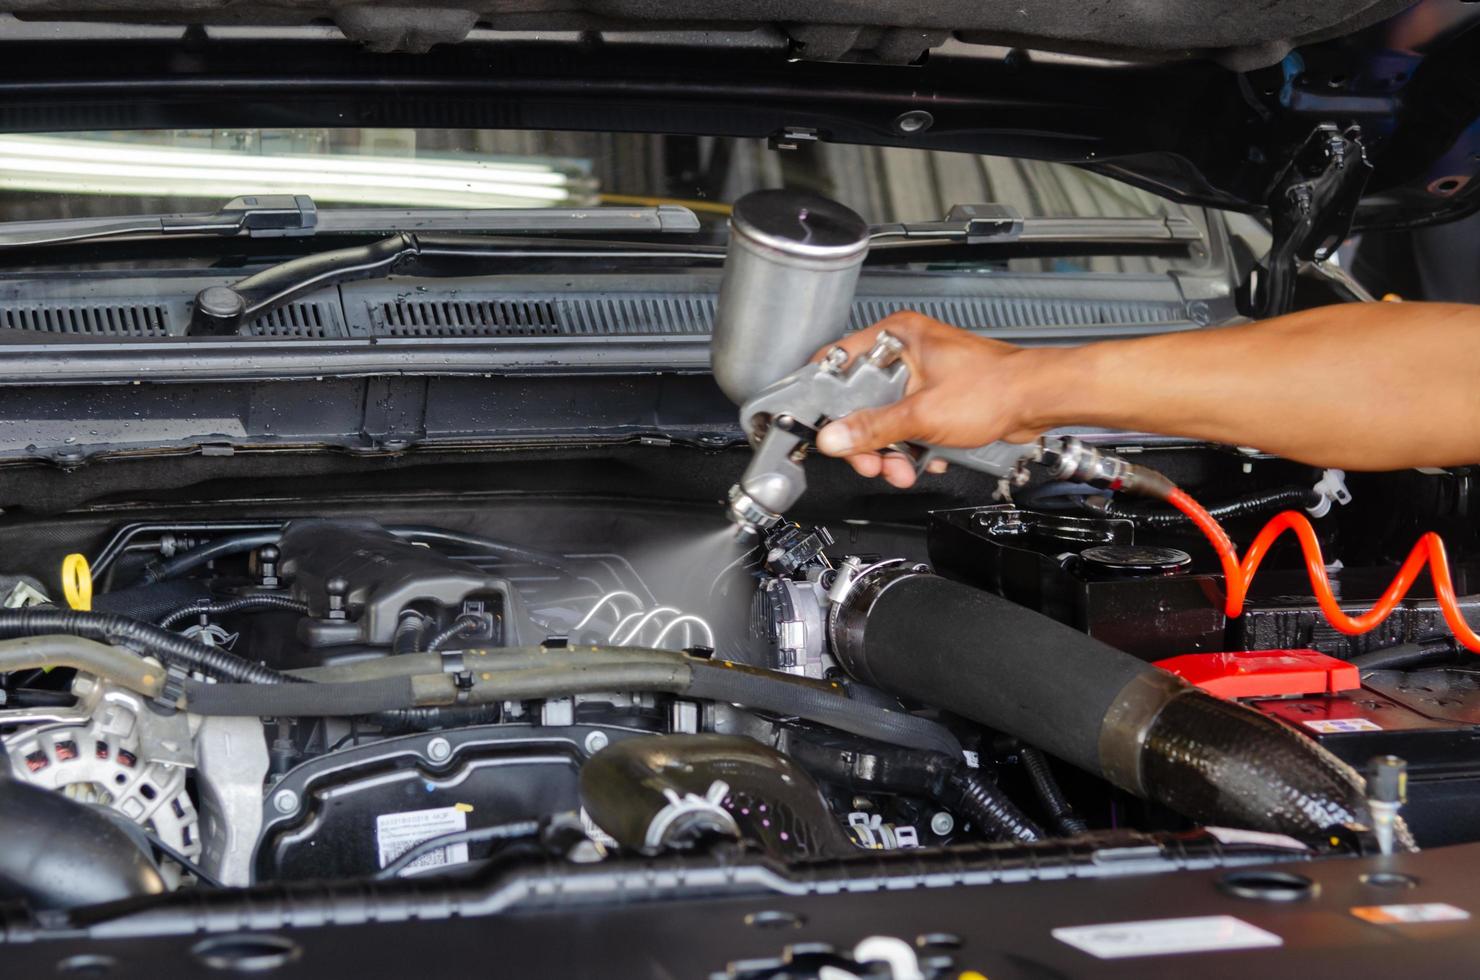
[[940, 768, 1043, 842], [0, 780, 165, 909], [831, 570, 1411, 846], [1348, 636, 1459, 672], [0, 609, 295, 686], [1097, 486, 1321, 528], [1020, 746, 1089, 836], [141, 531, 281, 583], [685, 660, 962, 758], [156, 594, 310, 631], [391, 610, 429, 655]]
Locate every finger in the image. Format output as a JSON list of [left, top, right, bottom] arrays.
[[815, 396, 925, 457], [880, 453, 919, 489], [847, 453, 884, 478], [925, 458, 949, 475]]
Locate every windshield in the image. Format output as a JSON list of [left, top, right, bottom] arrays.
[[0, 127, 1182, 222]]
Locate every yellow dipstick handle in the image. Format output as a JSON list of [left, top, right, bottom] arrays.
[[61, 553, 93, 611]]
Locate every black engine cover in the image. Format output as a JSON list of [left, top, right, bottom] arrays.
[[278, 519, 527, 647]]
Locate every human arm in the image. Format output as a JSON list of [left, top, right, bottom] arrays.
[[813, 303, 1480, 486]]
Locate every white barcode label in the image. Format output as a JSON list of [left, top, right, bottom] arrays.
[[1053, 915, 1282, 959], [375, 805, 469, 875]]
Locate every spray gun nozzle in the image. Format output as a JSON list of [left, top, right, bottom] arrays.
[[726, 484, 782, 542]]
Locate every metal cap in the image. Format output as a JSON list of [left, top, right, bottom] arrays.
[[1080, 545, 1193, 579], [730, 190, 869, 261]]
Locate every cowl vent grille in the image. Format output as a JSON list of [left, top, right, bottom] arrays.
[[1, 303, 171, 336], [245, 302, 344, 338], [374, 296, 715, 337], [849, 296, 1183, 330], [380, 299, 562, 337], [369, 293, 1183, 339]]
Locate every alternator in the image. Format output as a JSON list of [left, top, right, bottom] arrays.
[[3, 679, 200, 861]]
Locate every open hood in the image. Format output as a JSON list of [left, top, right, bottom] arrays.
[[0, 0, 1475, 236]]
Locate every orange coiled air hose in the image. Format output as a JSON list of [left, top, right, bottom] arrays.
[[1164, 487, 1480, 652]]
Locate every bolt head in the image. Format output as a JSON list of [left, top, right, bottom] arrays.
[[273, 789, 299, 814], [584, 730, 610, 755], [427, 737, 452, 762], [930, 811, 955, 836]]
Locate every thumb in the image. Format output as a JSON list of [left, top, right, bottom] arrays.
[[815, 397, 923, 456]]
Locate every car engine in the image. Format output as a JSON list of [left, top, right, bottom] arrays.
[[0, 452, 1474, 908]]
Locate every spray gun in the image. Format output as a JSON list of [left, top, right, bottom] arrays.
[[711, 190, 1169, 540]]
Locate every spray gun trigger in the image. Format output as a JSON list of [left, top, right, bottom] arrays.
[[885, 442, 934, 473], [773, 414, 821, 442]]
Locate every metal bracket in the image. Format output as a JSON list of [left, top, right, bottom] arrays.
[[1257, 124, 1372, 318], [768, 127, 820, 151]]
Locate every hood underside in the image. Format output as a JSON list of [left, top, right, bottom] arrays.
[[0, 0, 1417, 66], [0, 0, 1475, 232]]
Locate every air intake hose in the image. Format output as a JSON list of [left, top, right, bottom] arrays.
[[830, 569, 1411, 846], [0, 779, 165, 909]]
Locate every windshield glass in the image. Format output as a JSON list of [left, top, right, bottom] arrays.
[[0, 128, 1198, 274], [0, 128, 1179, 221]]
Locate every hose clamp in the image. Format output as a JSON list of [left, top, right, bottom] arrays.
[[1097, 670, 1189, 796], [439, 651, 474, 703], [155, 662, 191, 711]]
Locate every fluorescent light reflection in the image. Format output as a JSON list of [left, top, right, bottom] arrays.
[[0, 135, 596, 208]]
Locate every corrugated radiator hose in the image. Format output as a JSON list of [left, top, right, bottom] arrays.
[[830, 568, 1414, 848]]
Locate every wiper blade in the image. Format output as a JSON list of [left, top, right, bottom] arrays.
[[869, 203, 1203, 246], [0, 195, 702, 250], [191, 233, 724, 335]]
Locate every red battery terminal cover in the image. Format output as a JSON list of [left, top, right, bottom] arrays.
[[1153, 649, 1361, 699]]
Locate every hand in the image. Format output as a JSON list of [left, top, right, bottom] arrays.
[[810, 312, 1048, 488]]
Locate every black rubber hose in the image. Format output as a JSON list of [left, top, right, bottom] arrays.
[[391, 611, 429, 656], [156, 594, 310, 631], [835, 572, 1145, 772], [1141, 686, 1413, 849], [90, 521, 281, 578], [141, 531, 281, 583], [1099, 486, 1321, 528], [687, 660, 962, 758], [940, 769, 1043, 842], [182, 676, 410, 715], [0, 781, 165, 909], [0, 609, 294, 686], [833, 571, 1411, 845], [1349, 636, 1459, 672], [1020, 746, 1089, 836]]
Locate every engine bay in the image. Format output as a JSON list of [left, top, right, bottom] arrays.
[[0, 450, 1476, 909]]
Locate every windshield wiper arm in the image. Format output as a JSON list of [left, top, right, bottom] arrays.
[[0, 196, 702, 251], [869, 203, 1203, 246], [191, 233, 724, 335]]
